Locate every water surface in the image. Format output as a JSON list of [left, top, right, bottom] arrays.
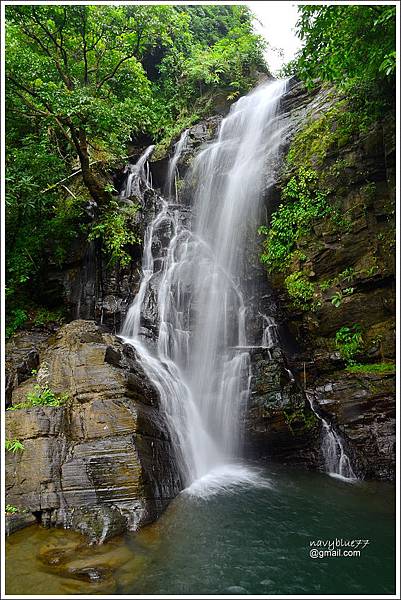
[[6, 465, 395, 596]]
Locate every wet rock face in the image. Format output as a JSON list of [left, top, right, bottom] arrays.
[[5, 320, 181, 543], [309, 371, 395, 480], [177, 116, 222, 170], [5, 328, 56, 408], [46, 188, 161, 332], [45, 115, 224, 333], [245, 347, 321, 469], [249, 79, 396, 480]]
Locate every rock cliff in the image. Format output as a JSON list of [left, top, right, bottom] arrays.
[[254, 80, 395, 479], [6, 321, 181, 543]]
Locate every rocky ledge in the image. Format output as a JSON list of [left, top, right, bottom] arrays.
[[5, 320, 181, 543]]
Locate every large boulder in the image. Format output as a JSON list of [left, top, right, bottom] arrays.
[[5, 320, 181, 543]]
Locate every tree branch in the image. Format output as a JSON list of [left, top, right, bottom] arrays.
[[30, 8, 73, 90], [96, 51, 137, 90], [79, 7, 89, 84]]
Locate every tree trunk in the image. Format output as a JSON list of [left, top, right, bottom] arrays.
[[70, 126, 110, 205]]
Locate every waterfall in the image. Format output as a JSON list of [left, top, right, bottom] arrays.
[[121, 79, 288, 492], [166, 129, 189, 200], [120, 145, 155, 199], [306, 392, 357, 481]]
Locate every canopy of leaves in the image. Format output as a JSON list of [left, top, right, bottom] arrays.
[[293, 5, 396, 88]]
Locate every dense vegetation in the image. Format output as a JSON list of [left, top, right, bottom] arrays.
[[294, 4, 396, 88], [5, 4, 396, 341], [260, 4, 395, 281], [5, 5, 266, 335]]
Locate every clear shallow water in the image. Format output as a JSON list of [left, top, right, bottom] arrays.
[[6, 465, 395, 596]]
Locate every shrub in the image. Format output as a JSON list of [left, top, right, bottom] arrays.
[[259, 168, 329, 273], [5, 308, 28, 339], [88, 202, 140, 267], [284, 271, 316, 311], [335, 324, 363, 365], [32, 307, 65, 327], [8, 384, 69, 410]]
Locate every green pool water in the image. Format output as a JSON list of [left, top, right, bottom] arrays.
[[6, 464, 395, 596]]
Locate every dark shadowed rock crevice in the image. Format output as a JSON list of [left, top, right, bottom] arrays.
[[244, 347, 321, 469]]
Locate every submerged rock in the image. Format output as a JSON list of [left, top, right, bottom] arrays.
[[5, 320, 181, 543]]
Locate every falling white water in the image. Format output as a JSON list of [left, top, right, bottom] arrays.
[[120, 145, 155, 199], [261, 314, 279, 348], [166, 129, 189, 200], [122, 79, 288, 492], [306, 392, 357, 481]]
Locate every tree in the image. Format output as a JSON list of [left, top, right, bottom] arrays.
[[6, 5, 186, 204], [294, 5, 396, 88]]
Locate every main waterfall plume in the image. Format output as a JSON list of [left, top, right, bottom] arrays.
[[121, 79, 287, 491]]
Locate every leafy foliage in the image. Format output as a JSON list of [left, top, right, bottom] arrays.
[[331, 288, 354, 308], [259, 168, 329, 272], [346, 362, 395, 375], [88, 202, 140, 267], [284, 272, 316, 311], [335, 324, 363, 365], [8, 384, 69, 410], [294, 5, 396, 89], [32, 308, 66, 327], [6, 309, 28, 339], [5, 439, 25, 453], [5, 5, 265, 336], [5, 505, 20, 514]]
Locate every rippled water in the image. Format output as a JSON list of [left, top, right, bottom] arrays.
[[6, 465, 395, 596]]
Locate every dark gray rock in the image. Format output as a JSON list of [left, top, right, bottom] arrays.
[[5, 328, 55, 407], [244, 347, 321, 469], [45, 187, 161, 332], [308, 371, 395, 480], [247, 78, 395, 480]]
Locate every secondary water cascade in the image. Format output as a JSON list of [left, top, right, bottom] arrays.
[[306, 392, 357, 481], [165, 129, 189, 200], [120, 145, 155, 199], [121, 79, 288, 493]]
